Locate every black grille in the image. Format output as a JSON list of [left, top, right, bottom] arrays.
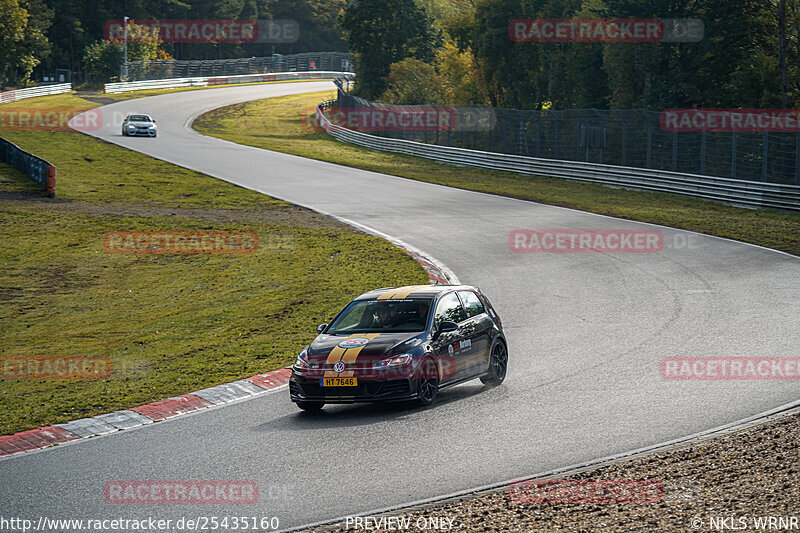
[[293, 377, 412, 399]]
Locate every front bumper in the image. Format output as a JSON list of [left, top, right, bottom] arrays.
[[127, 128, 157, 136], [289, 372, 418, 403]]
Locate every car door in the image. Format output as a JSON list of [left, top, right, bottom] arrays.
[[431, 291, 470, 383], [457, 290, 493, 377]]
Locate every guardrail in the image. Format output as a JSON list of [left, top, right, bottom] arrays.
[[124, 52, 351, 80], [0, 138, 56, 196], [315, 102, 800, 212], [0, 83, 72, 103], [105, 71, 353, 94]]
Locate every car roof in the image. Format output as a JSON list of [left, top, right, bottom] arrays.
[[353, 284, 479, 301]]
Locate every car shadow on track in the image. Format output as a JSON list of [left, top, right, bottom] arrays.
[[259, 383, 501, 432]]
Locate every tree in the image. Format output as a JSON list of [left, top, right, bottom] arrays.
[[265, 0, 348, 54], [432, 40, 489, 105], [380, 57, 445, 104], [340, 0, 442, 99], [0, 0, 52, 88], [83, 21, 161, 84]]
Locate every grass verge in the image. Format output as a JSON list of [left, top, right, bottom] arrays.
[[0, 92, 428, 435], [194, 91, 800, 256]]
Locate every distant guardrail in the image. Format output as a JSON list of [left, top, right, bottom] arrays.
[[0, 83, 72, 103], [335, 85, 800, 187], [315, 101, 800, 212], [105, 71, 353, 94], [124, 52, 351, 80], [0, 138, 56, 196]]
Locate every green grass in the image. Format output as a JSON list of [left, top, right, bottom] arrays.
[[0, 93, 428, 435], [194, 91, 800, 257]]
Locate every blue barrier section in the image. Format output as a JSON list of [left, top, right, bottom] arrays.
[[0, 137, 55, 194]]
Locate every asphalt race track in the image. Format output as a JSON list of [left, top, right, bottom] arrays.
[[2, 81, 799, 530]]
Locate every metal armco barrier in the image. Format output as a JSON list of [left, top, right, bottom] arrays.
[[105, 71, 353, 94], [316, 102, 800, 212], [124, 52, 351, 80], [335, 84, 800, 187], [0, 83, 72, 103], [0, 138, 56, 196]]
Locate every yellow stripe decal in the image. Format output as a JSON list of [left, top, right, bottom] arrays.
[[376, 288, 400, 300], [341, 333, 381, 363], [377, 285, 430, 300], [387, 285, 429, 300], [323, 333, 381, 377]]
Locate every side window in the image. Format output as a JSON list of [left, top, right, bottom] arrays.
[[434, 292, 467, 326], [458, 291, 485, 318]]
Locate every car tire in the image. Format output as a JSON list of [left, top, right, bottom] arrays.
[[415, 357, 439, 407], [296, 401, 324, 412], [481, 339, 508, 387]]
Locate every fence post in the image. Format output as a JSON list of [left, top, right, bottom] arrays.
[[621, 121, 627, 166], [672, 131, 678, 170], [731, 132, 737, 179], [795, 133, 799, 185], [536, 114, 541, 157], [486, 111, 493, 151], [554, 114, 560, 159], [646, 122, 652, 168], [700, 131, 706, 175], [762, 132, 768, 182]]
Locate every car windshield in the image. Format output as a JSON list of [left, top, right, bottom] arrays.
[[129, 115, 152, 122], [326, 298, 432, 334]]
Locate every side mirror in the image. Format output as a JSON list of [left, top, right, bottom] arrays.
[[316, 323, 328, 334], [433, 320, 458, 339], [439, 321, 458, 333]]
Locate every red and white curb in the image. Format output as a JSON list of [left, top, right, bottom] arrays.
[[0, 368, 291, 458], [0, 211, 458, 459], [405, 250, 450, 284], [0, 219, 457, 459]]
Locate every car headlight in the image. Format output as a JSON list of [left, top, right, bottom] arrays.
[[148, 125, 156, 129], [294, 348, 310, 370], [373, 353, 412, 369]]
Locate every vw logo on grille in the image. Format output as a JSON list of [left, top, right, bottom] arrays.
[[333, 361, 346, 373]]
